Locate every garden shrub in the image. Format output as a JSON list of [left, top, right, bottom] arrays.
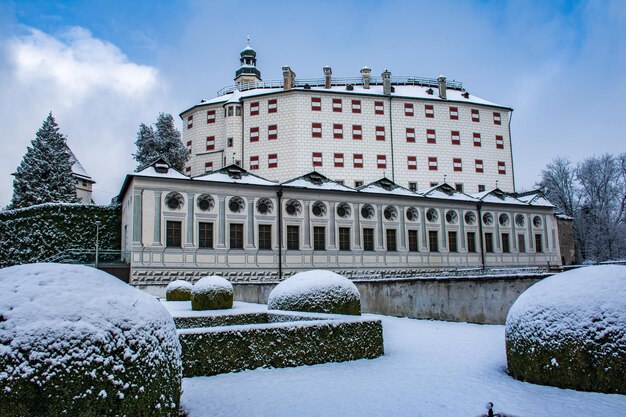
[[505, 265, 626, 394], [166, 279, 193, 301], [0, 263, 182, 417], [268, 270, 361, 315], [191, 275, 233, 310]]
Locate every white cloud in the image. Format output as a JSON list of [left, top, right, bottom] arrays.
[[0, 26, 170, 206]]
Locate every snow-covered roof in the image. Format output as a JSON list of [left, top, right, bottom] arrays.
[[358, 178, 415, 197], [194, 165, 277, 187], [134, 165, 190, 180], [67, 146, 93, 182], [281, 172, 356, 192], [418, 183, 477, 202], [471, 188, 524, 205], [516, 192, 555, 208], [181, 82, 509, 116]]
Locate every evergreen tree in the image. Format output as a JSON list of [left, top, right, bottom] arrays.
[[133, 113, 189, 172], [10, 113, 78, 209]]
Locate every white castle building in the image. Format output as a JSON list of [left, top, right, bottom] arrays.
[[119, 44, 561, 287]]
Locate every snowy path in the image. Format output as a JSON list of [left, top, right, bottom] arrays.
[[181, 315, 626, 417]]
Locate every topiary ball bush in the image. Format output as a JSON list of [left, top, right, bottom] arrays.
[[505, 265, 626, 394], [166, 279, 193, 301], [191, 275, 233, 310], [0, 263, 182, 417], [268, 270, 361, 315]]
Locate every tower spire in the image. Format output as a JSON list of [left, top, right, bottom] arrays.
[[235, 38, 262, 85]]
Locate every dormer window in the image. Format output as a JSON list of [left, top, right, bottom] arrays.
[[154, 162, 169, 174]]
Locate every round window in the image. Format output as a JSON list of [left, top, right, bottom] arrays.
[[464, 211, 476, 225], [445, 210, 458, 224], [256, 198, 273, 215], [426, 208, 439, 223], [312, 201, 327, 217], [361, 204, 374, 219], [533, 216, 542, 228], [165, 192, 184, 210], [515, 214, 525, 227], [482, 212, 494, 226], [499, 213, 510, 226], [384, 206, 398, 221], [228, 196, 245, 213], [336, 203, 351, 218], [285, 200, 302, 216], [406, 207, 418, 222], [197, 194, 214, 212]]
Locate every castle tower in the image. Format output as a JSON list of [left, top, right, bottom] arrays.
[[234, 37, 262, 86]]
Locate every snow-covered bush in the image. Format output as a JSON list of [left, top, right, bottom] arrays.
[[505, 265, 626, 394], [0, 263, 182, 416], [166, 279, 193, 301], [191, 275, 233, 310], [268, 270, 361, 315]]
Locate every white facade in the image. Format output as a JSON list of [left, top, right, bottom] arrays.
[[119, 163, 560, 286], [181, 48, 514, 194]]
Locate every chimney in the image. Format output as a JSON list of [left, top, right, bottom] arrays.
[[438, 75, 447, 100], [360, 66, 371, 89], [323, 66, 332, 89], [382, 69, 391, 95], [282, 66, 295, 90]]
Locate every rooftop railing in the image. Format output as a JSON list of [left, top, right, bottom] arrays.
[[217, 75, 463, 96]]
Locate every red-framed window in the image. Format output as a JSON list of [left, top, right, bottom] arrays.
[[268, 125, 278, 140], [475, 159, 484, 173], [206, 136, 215, 151], [426, 129, 436, 144], [351, 100, 361, 113], [334, 153, 344, 167], [374, 101, 384, 115], [425, 104, 434, 118], [407, 156, 417, 170], [498, 161, 506, 175], [493, 112, 501, 125], [449, 106, 459, 120], [250, 155, 259, 170], [377, 155, 387, 169], [453, 158, 463, 172], [404, 103, 414, 116], [268, 153, 278, 168], [428, 157, 438, 171], [186, 140, 192, 154], [352, 125, 362, 140], [333, 124, 343, 139], [471, 108, 480, 122], [268, 99, 277, 113], [451, 131, 460, 145], [376, 126, 385, 141], [250, 101, 259, 116], [312, 123, 322, 138], [185, 166, 191, 174], [473, 133, 481, 147], [311, 97, 321, 111], [406, 128, 415, 143], [205, 161, 213, 172], [207, 110, 216, 124], [250, 127, 260, 142], [353, 153, 364, 168], [332, 98, 342, 112], [312, 152, 323, 167], [495, 135, 504, 149], [187, 115, 193, 129]]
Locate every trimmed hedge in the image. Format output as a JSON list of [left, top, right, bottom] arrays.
[[191, 276, 233, 310], [173, 312, 315, 329], [0, 203, 121, 268], [178, 313, 384, 377], [166, 280, 193, 301]]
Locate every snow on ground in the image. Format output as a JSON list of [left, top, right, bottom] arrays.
[[181, 313, 626, 417]]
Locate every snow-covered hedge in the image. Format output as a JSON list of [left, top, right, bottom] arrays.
[[191, 275, 233, 310], [505, 265, 626, 394], [166, 279, 193, 301], [0, 263, 182, 416], [268, 270, 361, 315], [0, 203, 120, 268], [179, 315, 384, 376]]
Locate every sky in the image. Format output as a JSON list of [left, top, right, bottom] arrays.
[[0, 0, 624, 206]]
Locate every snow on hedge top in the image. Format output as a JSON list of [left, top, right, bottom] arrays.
[[269, 270, 360, 304], [193, 275, 233, 293], [0, 263, 181, 394], [167, 279, 193, 291], [506, 265, 626, 345]]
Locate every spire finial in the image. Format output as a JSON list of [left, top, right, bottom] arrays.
[[495, 180, 499, 189], [443, 174, 447, 184], [246, 35, 250, 46]]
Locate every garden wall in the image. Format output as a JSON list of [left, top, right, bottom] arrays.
[[233, 274, 550, 325]]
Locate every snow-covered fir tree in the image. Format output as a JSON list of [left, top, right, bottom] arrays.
[[133, 113, 189, 172], [10, 113, 79, 209]]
